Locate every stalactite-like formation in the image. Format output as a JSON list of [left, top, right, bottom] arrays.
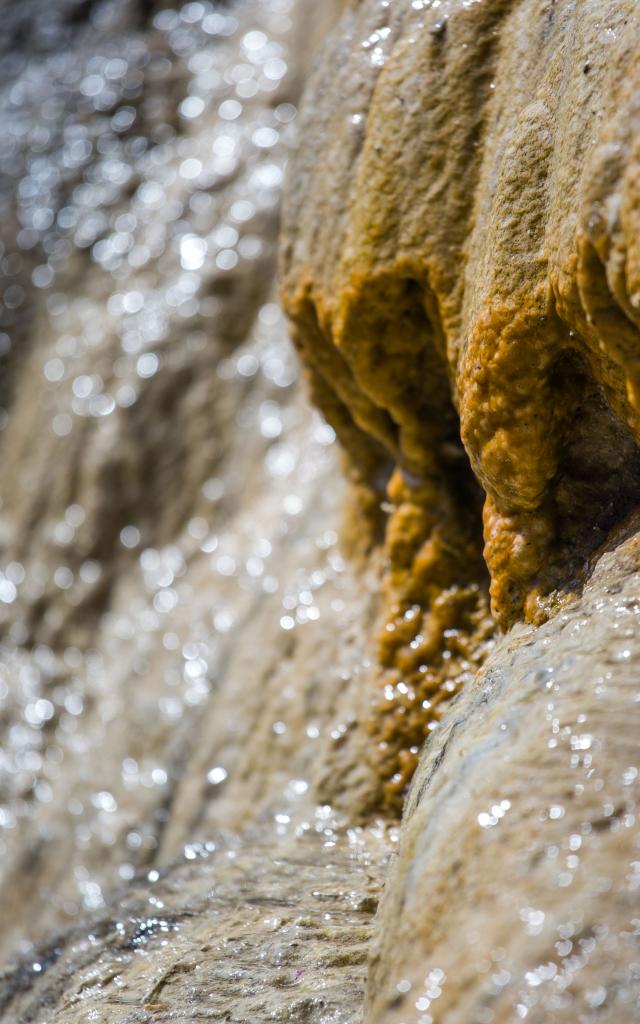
[[281, 0, 640, 809]]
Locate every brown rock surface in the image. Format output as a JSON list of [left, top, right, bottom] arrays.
[[1, 826, 389, 1024], [281, 0, 640, 808]]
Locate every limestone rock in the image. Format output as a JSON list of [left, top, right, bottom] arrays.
[[281, 0, 640, 809], [3, 0, 640, 1021], [1, 827, 388, 1024], [368, 523, 640, 1023]]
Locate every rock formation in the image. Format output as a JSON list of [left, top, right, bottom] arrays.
[[281, 0, 640, 810], [2, 0, 640, 1022], [368, 520, 640, 1023]]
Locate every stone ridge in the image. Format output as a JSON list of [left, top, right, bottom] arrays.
[[367, 519, 640, 1023], [280, 0, 640, 810]]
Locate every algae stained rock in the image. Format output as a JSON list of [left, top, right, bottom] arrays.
[[281, 0, 640, 809]]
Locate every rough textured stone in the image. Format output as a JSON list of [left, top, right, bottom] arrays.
[[1, 827, 389, 1024], [3, 0, 640, 1021], [281, 0, 640, 809], [368, 522, 640, 1023]]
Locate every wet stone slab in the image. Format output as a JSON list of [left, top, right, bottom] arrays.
[[0, 824, 390, 1023]]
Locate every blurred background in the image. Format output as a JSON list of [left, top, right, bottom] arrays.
[[0, 0, 367, 974]]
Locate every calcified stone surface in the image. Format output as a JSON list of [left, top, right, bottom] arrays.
[[2, 0, 640, 1021], [1, 826, 389, 1024], [281, 0, 640, 809], [368, 524, 640, 1024]]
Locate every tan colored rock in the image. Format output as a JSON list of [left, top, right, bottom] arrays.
[[281, 0, 640, 809], [2, 0, 640, 1021], [367, 522, 640, 1023], [1, 827, 388, 1024]]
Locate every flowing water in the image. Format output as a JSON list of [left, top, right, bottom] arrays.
[[0, 3, 396, 1020]]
